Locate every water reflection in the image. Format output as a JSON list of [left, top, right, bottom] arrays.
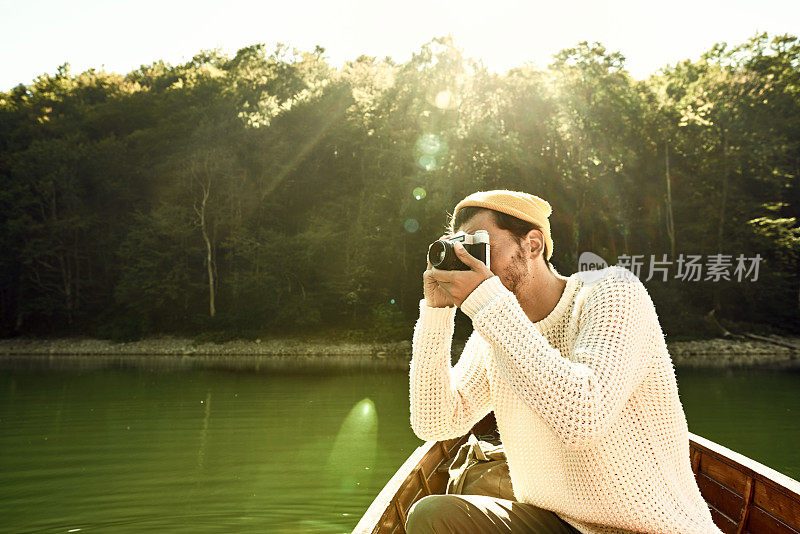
[[0, 365, 797, 533], [197, 390, 211, 469], [0, 369, 419, 533]]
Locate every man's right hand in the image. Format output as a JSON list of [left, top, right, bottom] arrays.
[[424, 235, 457, 308]]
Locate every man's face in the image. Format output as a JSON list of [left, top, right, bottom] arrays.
[[457, 211, 531, 295]]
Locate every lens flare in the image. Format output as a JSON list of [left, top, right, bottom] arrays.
[[412, 187, 427, 200], [435, 91, 452, 109], [418, 155, 436, 171], [326, 398, 378, 493], [418, 133, 442, 154], [404, 219, 420, 233]]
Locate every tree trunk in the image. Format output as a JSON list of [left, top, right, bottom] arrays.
[[573, 189, 584, 264], [713, 134, 730, 311], [196, 181, 216, 318], [664, 141, 676, 259], [58, 251, 73, 325], [716, 135, 729, 255], [51, 187, 74, 325], [712, 130, 728, 309]]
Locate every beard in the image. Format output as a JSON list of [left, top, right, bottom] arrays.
[[503, 246, 530, 295]]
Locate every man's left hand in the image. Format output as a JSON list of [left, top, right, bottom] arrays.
[[429, 242, 494, 307]]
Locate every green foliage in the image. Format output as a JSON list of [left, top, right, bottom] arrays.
[[371, 302, 410, 341], [92, 316, 147, 343], [1, 35, 798, 340], [114, 204, 200, 330]]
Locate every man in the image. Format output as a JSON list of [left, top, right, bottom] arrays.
[[406, 190, 723, 533]]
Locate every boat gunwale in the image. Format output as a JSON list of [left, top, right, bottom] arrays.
[[352, 435, 469, 533], [689, 431, 800, 500], [355, 427, 800, 533]]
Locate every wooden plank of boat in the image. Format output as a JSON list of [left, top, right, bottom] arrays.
[[354, 414, 800, 534], [353, 414, 497, 534], [689, 433, 800, 534]]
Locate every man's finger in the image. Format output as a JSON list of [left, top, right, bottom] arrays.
[[430, 268, 456, 282], [453, 242, 486, 271]]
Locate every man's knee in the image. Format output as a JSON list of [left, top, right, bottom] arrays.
[[405, 494, 467, 533]]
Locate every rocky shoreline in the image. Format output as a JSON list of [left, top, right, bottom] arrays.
[[0, 335, 798, 370], [666, 336, 800, 368]]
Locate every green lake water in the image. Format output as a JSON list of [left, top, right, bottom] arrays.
[[0, 364, 798, 533]]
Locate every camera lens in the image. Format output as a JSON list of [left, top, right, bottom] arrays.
[[428, 240, 454, 269], [428, 241, 444, 267]]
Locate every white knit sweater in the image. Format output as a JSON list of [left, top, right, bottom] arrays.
[[409, 266, 723, 534]]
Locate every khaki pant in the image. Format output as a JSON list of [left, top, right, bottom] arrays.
[[406, 435, 581, 533], [405, 494, 582, 533]]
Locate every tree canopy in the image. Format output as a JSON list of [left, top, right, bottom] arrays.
[[1, 34, 798, 341]]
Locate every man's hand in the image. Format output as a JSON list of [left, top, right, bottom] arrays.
[[423, 241, 494, 308]]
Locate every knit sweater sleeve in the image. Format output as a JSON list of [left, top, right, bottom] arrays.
[[461, 270, 655, 451], [409, 300, 492, 442]]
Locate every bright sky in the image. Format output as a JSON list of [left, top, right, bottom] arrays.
[[1, 0, 798, 91]]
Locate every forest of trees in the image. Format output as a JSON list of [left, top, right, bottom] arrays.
[[1, 34, 798, 342]]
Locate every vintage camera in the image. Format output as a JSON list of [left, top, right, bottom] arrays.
[[428, 230, 491, 271]]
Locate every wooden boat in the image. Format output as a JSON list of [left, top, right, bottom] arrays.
[[354, 412, 800, 534]]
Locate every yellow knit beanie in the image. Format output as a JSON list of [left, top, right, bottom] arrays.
[[451, 190, 554, 261]]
